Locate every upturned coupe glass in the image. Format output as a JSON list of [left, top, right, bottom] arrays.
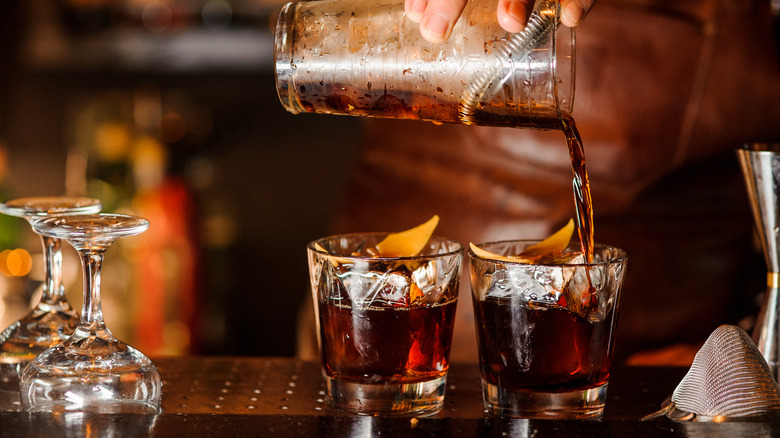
[[21, 213, 162, 414], [0, 197, 101, 409]]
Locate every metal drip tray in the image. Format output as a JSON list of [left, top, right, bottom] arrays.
[[157, 357, 483, 417]]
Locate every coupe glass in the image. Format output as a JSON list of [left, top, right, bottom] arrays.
[[21, 213, 162, 414], [0, 197, 101, 407]]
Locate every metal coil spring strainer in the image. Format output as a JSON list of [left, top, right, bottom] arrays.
[[642, 325, 780, 422], [458, 0, 559, 124]]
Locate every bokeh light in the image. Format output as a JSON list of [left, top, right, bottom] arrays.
[[0, 248, 33, 277]]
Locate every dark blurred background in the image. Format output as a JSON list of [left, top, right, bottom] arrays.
[[2, 0, 779, 364], [0, 0, 363, 357]]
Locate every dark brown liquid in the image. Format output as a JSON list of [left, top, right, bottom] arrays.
[[318, 299, 457, 384], [473, 297, 615, 391], [299, 84, 565, 129], [561, 116, 594, 263]]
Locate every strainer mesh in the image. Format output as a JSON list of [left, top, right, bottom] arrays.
[[671, 325, 780, 417]]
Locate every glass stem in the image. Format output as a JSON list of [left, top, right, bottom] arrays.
[[40, 236, 64, 304], [79, 249, 107, 331]]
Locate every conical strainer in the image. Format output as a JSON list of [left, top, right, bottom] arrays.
[[642, 325, 780, 421]]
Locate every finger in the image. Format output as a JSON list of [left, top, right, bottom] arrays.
[[417, 0, 468, 44], [405, 0, 428, 23], [496, 0, 532, 33], [560, 0, 595, 27]]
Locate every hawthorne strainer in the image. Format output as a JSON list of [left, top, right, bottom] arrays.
[[642, 325, 780, 422]]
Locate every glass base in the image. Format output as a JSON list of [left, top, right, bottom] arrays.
[[24, 399, 160, 414], [325, 373, 447, 416], [20, 340, 162, 414], [21, 371, 162, 414], [482, 381, 608, 419]]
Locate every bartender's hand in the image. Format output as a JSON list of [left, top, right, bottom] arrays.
[[405, 0, 594, 44]]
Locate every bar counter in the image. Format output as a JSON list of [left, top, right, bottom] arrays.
[[2, 357, 778, 436]]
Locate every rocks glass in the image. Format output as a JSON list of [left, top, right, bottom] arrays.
[[469, 241, 627, 419], [307, 233, 462, 415]]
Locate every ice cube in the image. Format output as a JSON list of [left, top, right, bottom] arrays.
[[337, 266, 411, 308], [485, 265, 560, 306], [514, 265, 563, 305], [334, 260, 371, 303], [409, 260, 446, 304], [373, 271, 411, 307], [411, 261, 437, 299], [561, 262, 611, 321], [486, 268, 521, 298]]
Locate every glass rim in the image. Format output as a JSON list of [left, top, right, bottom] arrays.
[[308, 232, 463, 260], [31, 213, 150, 240], [468, 239, 627, 267], [739, 143, 780, 153], [0, 196, 102, 218]]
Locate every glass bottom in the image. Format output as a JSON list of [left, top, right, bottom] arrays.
[[24, 399, 160, 414], [21, 370, 162, 414], [482, 381, 608, 419], [20, 339, 162, 414], [325, 373, 447, 416]]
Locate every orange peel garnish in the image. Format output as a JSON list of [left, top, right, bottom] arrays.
[[517, 218, 574, 259], [313, 215, 440, 262], [375, 215, 439, 257], [469, 219, 575, 263], [469, 242, 526, 263]]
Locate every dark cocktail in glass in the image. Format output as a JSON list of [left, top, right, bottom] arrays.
[[308, 233, 462, 416], [469, 241, 627, 419]]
